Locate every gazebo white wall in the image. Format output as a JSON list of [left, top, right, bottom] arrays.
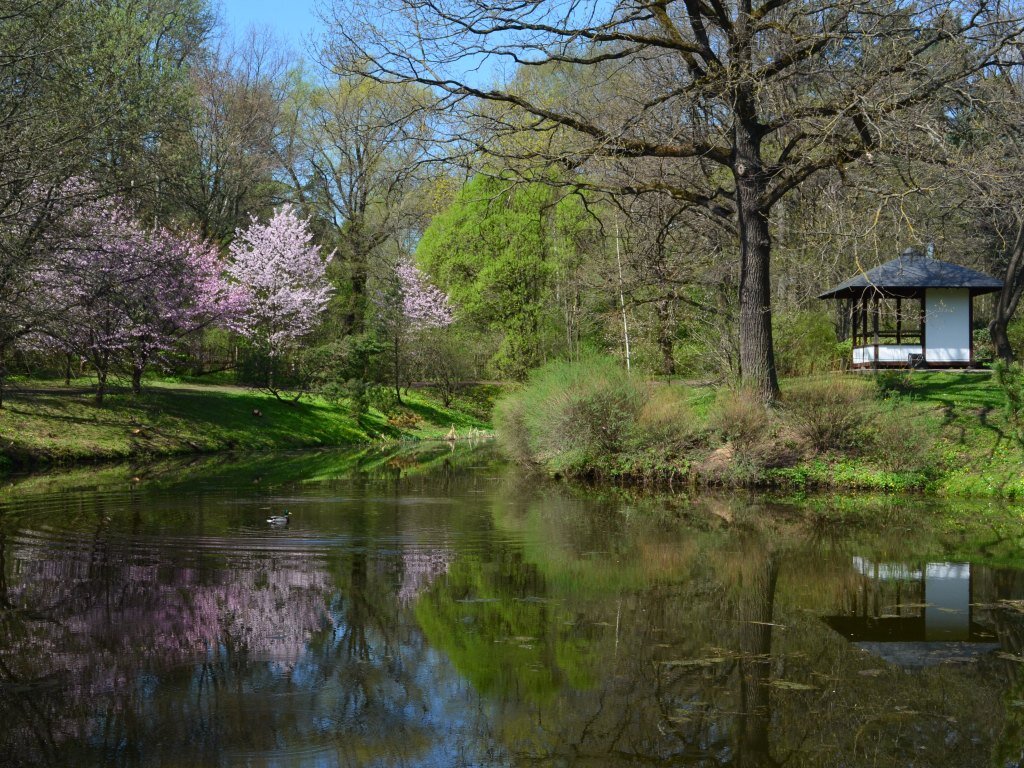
[[853, 344, 923, 366], [924, 288, 971, 363]]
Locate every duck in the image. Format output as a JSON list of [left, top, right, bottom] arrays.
[[267, 510, 290, 525]]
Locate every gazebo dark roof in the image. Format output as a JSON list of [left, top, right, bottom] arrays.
[[819, 248, 1003, 299]]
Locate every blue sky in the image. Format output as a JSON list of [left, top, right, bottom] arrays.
[[217, 0, 322, 53]]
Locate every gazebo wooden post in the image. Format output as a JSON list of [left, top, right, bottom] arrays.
[[872, 293, 880, 369], [851, 296, 858, 352], [919, 294, 927, 366], [861, 293, 868, 349], [895, 297, 902, 345]]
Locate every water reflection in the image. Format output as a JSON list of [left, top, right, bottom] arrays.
[[824, 558, 1005, 667], [0, 449, 1023, 767]]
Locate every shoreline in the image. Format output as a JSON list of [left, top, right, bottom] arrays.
[[0, 379, 495, 478], [542, 457, 1023, 500], [495, 366, 1024, 502]]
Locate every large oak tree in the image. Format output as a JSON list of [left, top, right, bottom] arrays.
[[328, 0, 1022, 400]]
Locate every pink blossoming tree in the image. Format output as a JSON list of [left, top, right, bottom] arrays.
[[396, 259, 454, 330], [32, 190, 239, 403], [226, 205, 333, 395], [379, 258, 454, 403]]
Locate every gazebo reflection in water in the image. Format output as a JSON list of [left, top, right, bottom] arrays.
[[823, 558, 1022, 667]]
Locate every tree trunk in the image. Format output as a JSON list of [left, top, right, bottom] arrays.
[[990, 318, 1014, 364], [64, 354, 73, 386], [347, 265, 367, 335], [340, 222, 369, 335], [990, 224, 1024, 364], [394, 335, 403, 405], [734, 116, 780, 403], [656, 298, 676, 376], [95, 368, 108, 406], [131, 364, 143, 395]]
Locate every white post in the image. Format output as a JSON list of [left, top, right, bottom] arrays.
[[615, 220, 631, 371]]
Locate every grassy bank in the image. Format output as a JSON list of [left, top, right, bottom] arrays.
[[494, 356, 1024, 499], [0, 379, 495, 474]]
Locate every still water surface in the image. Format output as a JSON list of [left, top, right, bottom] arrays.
[[1, 444, 1024, 767]]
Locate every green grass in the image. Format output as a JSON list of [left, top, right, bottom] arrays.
[[0, 378, 495, 474], [772, 372, 1024, 497]]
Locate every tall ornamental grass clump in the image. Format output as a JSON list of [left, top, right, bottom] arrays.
[[783, 376, 873, 453], [494, 355, 695, 475]]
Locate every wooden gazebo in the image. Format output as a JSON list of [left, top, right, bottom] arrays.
[[819, 248, 1003, 369]]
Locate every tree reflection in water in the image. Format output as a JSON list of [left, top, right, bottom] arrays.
[[0, 456, 1022, 767]]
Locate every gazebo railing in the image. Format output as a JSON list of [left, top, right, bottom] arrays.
[[847, 331, 923, 345]]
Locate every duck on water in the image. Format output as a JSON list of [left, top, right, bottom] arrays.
[[267, 511, 290, 525]]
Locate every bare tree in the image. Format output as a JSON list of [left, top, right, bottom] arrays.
[[951, 71, 1024, 362], [169, 29, 291, 242], [326, 0, 1022, 400], [282, 74, 438, 333]]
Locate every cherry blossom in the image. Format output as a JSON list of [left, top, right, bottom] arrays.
[[30, 187, 239, 400], [395, 258, 454, 329], [226, 204, 333, 358]]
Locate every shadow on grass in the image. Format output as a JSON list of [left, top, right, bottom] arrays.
[[911, 373, 1003, 410], [402, 397, 484, 430], [906, 373, 1014, 459]]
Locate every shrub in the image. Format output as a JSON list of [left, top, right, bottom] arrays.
[[493, 354, 644, 467], [784, 376, 873, 453], [633, 385, 698, 449], [493, 392, 532, 464], [973, 329, 995, 363], [873, 370, 918, 399], [866, 407, 937, 472], [709, 388, 772, 450], [367, 385, 400, 415], [994, 361, 1024, 447], [1011, 319, 1024, 360]]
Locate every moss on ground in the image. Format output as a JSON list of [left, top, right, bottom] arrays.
[[0, 379, 495, 474]]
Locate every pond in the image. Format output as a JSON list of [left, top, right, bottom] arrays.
[[1, 443, 1023, 767]]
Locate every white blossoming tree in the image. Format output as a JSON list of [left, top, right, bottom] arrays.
[[227, 205, 333, 395]]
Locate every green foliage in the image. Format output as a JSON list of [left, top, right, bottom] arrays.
[[1011, 318, 1024, 359], [873, 370, 918, 399], [496, 355, 640, 465], [494, 355, 697, 480], [416, 174, 595, 378], [773, 311, 842, 376], [296, 334, 391, 410]]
